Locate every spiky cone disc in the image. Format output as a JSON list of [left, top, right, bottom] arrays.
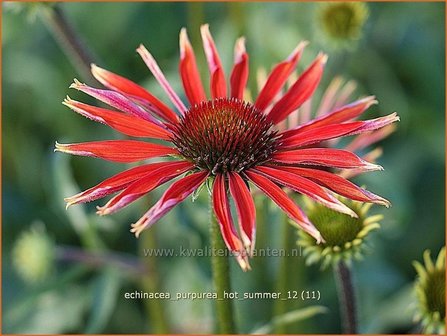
[[413, 247, 446, 334], [296, 197, 381, 269]]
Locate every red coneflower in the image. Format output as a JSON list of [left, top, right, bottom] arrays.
[[56, 24, 398, 270]]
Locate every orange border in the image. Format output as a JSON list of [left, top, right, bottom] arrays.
[[1, 1, 446, 335]]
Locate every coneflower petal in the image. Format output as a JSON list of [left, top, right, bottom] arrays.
[[279, 113, 399, 148], [97, 161, 194, 215], [213, 174, 250, 271], [64, 161, 181, 207], [130, 171, 208, 237], [254, 166, 358, 218], [280, 121, 363, 148], [345, 124, 397, 152], [91, 64, 179, 124], [63, 97, 172, 140], [230, 37, 249, 100], [137, 44, 188, 115], [255, 41, 307, 111], [274, 166, 390, 207], [69, 79, 160, 124], [201, 24, 227, 99], [333, 80, 357, 110], [179, 28, 207, 105], [228, 171, 256, 254], [268, 53, 327, 124], [296, 95, 377, 132], [315, 76, 344, 117], [245, 169, 321, 243], [272, 148, 382, 171], [55, 140, 178, 163]]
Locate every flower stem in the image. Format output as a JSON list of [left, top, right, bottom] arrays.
[[55, 245, 145, 276], [334, 261, 358, 334], [39, 4, 97, 83], [273, 212, 300, 333], [210, 207, 236, 334], [139, 230, 170, 334]]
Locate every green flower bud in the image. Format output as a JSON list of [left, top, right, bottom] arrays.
[[317, 2, 369, 49], [413, 248, 446, 334], [12, 223, 56, 284], [4, 2, 55, 23], [297, 198, 381, 269]]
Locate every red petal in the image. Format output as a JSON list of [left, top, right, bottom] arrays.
[[201, 24, 227, 98], [255, 41, 307, 111], [245, 169, 321, 242], [137, 44, 187, 115], [179, 28, 207, 105], [254, 166, 357, 217], [228, 172, 256, 253], [130, 171, 208, 237], [55, 140, 178, 163], [297, 96, 377, 132], [97, 161, 194, 215], [274, 166, 390, 207], [230, 37, 249, 100], [63, 98, 172, 140], [69, 79, 160, 124], [280, 121, 364, 148], [64, 161, 181, 207], [279, 113, 399, 149], [91, 64, 179, 124], [213, 174, 250, 270], [272, 148, 382, 171], [268, 53, 327, 124]]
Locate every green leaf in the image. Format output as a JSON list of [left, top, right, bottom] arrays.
[[251, 306, 328, 334], [85, 268, 122, 333], [51, 154, 105, 250], [4, 266, 91, 333]]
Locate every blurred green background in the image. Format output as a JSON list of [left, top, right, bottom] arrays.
[[2, 1, 445, 334]]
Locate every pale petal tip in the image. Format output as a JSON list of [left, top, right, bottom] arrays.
[[364, 95, 379, 106], [235, 36, 246, 48], [130, 221, 146, 238], [136, 44, 148, 55], [200, 23, 210, 34], [234, 37, 247, 63], [378, 197, 391, 208], [237, 255, 251, 272], [90, 63, 105, 79], [319, 53, 329, 65], [288, 40, 308, 60], [315, 232, 325, 244], [96, 205, 110, 216], [179, 28, 191, 57], [62, 95, 73, 106], [54, 141, 66, 153], [69, 78, 84, 89], [362, 159, 383, 171], [64, 200, 75, 210]]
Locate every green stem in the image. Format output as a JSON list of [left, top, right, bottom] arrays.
[[334, 261, 358, 334], [273, 212, 305, 333], [139, 230, 170, 334], [39, 4, 97, 83], [210, 207, 236, 334], [55, 245, 145, 276], [273, 213, 292, 333]]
